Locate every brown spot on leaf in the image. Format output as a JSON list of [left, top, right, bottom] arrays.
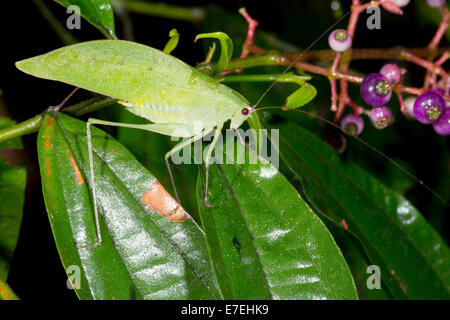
[[44, 134, 50, 139], [44, 141, 51, 148], [69, 156, 84, 184], [45, 163, 50, 168], [340, 219, 348, 230], [142, 179, 191, 222], [46, 118, 55, 126]]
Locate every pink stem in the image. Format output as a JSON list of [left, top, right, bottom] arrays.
[[221, 8, 259, 76], [435, 52, 450, 66], [330, 79, 338, 111], [403, 52, 447, 78], [396, 91, 406, 111], [239, 7, 258, 59]]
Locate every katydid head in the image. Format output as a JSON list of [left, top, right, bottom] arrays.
[[230, 104, 255, 129]]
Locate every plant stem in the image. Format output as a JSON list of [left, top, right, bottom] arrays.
[[120, 0, 205, 23], [429, 7, 450, 49], [286, 47, 450, 63], [0, 97, 116, 143], [0, 277, 19, 300], [0, 115, 44, 143]]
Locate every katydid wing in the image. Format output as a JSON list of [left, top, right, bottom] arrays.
[[16, 39, 258, 246]]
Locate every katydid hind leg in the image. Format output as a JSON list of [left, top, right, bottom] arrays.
[[83, 117, 203, 249], [85, 120, 103, 249]]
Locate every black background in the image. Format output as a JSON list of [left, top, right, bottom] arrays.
[[0, 0, 448, 300]]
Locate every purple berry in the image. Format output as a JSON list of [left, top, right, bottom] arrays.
[[340, 114, 364, 135], [328, 29, 352, 52], [433, 108, 450, 135], [380, 63, 402, 84], [427, 0, 445, 8], [430, 88, 445, 95], [413, 90, 445, 124], [402, 96, 416, 120], [371, 106, 394, 129], [390, 0, 410, 6], [360, 73, 393, 107]]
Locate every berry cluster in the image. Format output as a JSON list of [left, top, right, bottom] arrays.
[[328, 0, 450, 136]]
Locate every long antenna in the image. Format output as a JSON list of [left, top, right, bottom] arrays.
[[253, 3, 357, 108], [255, 106, 449, 207]]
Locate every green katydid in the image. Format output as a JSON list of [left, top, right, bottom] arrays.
[[16, 38, 313, 247]]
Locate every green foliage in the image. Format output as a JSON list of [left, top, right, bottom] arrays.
[[0, 118, 26, 279], [37, 112, 220, 299], [271, 120, 450, 299], [163, 28, 180, 54], [0, 118, 22, 150], [197, 136, 357, 299], [285, 83, 317, 109], [54, 0, 117, 39], [2, 0, 448, 301], [195, 32, 234, 74]]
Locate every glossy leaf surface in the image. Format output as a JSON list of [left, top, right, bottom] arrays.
[[274, 121, 450, 299], [54, 0, 117, 39], [0, 118, 26, 279], [37, 112, 220, 300], [197, 136, 358, 299]]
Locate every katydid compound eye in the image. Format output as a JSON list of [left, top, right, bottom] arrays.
[[241, 108, 250, 115]]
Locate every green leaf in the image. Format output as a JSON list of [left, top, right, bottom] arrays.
[[37, 112, 220, 300], [0, 118, 26, 279], [197, 136, 357, 299], [163, 28, 180, 55], [274, 121, 450, 299], [195, 32, 233, 74], [325, 222, 392, 299], [54, 0, 117, 39], [285, 83, 317, 109]]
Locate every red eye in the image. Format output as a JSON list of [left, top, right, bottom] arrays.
[[241, 108, 249, 115]]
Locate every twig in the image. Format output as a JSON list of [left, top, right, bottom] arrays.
[[0, 97, 116, 143]]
